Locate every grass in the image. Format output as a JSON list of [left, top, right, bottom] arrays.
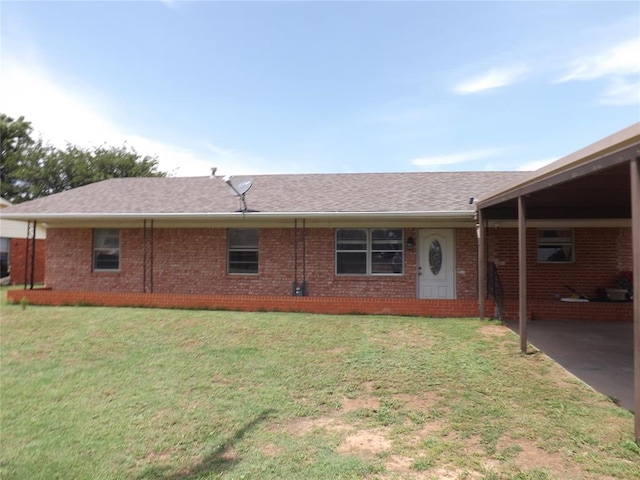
[[1, 288, 638, 479]]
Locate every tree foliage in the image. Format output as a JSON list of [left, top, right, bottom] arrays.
[[1, 114, 167, 204]]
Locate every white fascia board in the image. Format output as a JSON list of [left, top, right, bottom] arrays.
[[0, 210, 475, 222]]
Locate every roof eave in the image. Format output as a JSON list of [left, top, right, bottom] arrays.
[[477, 122, 640, 209], [1, 210, 475, 223]]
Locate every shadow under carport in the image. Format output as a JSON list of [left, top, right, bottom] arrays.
[[506, 320, 633, 411]]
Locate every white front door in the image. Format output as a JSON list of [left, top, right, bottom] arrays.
[[418, 229, 456, 299]]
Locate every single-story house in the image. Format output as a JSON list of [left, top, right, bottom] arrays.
[[1, 124, 636, 322], [0, 197, 46, 285], [2, 171, 525, 316], [2, 123, 639, 440]]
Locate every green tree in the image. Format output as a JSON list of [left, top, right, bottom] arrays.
[[1, 114, 167, 204], [0, 114, 44, 203]]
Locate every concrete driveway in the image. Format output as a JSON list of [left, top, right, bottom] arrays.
[[506, 320, 634, 411]]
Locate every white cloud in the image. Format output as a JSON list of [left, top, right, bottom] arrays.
[[0, 55, 256, 177], [599, 77, 640, 106], [516, 157, 557, 172], [453, 65, 528, 94], [557, 37, 640, 82], [555, 37, 640, 106], [412, 148, 506, 169]]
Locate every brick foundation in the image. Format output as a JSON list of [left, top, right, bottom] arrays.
[[7, 288, 489, 318]]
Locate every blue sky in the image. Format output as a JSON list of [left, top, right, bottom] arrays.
[[2, 1, 639, 177]]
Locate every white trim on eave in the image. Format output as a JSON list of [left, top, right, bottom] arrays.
[[0, 210, 475, 222]]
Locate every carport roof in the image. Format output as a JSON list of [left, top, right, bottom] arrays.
[[477, 123, 640, 219]]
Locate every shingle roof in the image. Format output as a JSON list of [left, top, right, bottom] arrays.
[[1, 172, 527, 220]]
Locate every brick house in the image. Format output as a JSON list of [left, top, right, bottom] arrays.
[[1, 124, 636, 321], [2, 171, 524, 315]]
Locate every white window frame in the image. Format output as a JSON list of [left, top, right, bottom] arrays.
[[93, 228, 120, 271], [537, 228, 574, 263], [335, 228, 404, 276], [228, 228, 259, 275]]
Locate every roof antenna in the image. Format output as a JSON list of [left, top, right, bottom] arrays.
[[223, 175, 254, 213]]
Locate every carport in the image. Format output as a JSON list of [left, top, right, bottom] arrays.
[[476, 123, 640, 441]]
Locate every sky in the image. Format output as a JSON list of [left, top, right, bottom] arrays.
[[1, 1, 639, 177]]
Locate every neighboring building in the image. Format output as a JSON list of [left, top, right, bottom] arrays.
[[0, 197, 46, 284]]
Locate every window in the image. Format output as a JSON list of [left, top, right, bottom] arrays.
[[537, 229, 574, 263], [228, 228, 259, 274], [336, 229, 403, 275], [93, 229, 120, 271], [0, 238, 9, 278]]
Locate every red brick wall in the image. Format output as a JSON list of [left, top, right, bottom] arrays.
[[455, 228, 478, 299], [46, 227, 457, 298], [9, 238, 46, 285], [487, 227, 632, 301], [43, 226, 482, 299], [7, 288, 487, 318]]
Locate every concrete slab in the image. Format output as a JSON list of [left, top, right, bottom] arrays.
[[506, 320, 633, 411]]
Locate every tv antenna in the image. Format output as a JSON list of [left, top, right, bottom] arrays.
[[223, 175, 254, 213]]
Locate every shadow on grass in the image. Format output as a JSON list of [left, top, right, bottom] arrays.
[[136, 409, 276, 479]]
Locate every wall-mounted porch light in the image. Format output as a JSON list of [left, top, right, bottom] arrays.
[[406, 236, 415, 251]]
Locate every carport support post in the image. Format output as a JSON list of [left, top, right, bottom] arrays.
[[518, 196, 528, 354], [631, 157, 640, 443], [478, 209, 486, 320]]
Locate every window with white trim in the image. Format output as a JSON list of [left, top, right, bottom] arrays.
[[336, 228, 403, 275], [93, 229, 120, 271], [228, 228, 259, 274], [537, 228, 574, 263]]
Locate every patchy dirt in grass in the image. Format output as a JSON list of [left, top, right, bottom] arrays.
[[261, 443, 284, 457], [337, 427, 392, 456], [496, 437, 613, 480], [283, 416, 352, 436], [277, 387, 610, 480], [392, 391, 438, 412], [478, 323, 510, 338]]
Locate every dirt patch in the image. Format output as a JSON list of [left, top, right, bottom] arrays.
[[284, 416, 352, 436], [498, 437, 589, 479], [479, 324, 509, 338], [337, 427, 392, 456], [392, 391, 439, 412], [261, 443, 283, 457], [384, 454, 414, 472], [340, 395, 380, 412], [145, 449, 174, 462]]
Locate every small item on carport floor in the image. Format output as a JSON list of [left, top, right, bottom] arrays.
[[605, 288, 628, 301], [561, 297, 588, 302], [564, 284, 589, 300]]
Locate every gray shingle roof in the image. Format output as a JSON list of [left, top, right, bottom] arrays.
[[1, 172, 527, 219]]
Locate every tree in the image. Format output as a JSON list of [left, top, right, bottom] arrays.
[[0, 114, 167, 204], [0, 114, 44, 203]]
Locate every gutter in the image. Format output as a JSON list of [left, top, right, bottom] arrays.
[[0, 210, 475, 222]]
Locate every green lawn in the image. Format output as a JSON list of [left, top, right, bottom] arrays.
[[1, 290, 638, 479]]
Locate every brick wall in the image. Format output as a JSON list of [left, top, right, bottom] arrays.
[[47, 226, 472, 298], [9, 238, 46, 285], [487, 227, 632, 301], [455, 228, 478, 299], [7, 288, 488, 318], [487, 227, 633, 321]]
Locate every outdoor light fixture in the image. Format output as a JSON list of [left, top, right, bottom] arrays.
[[406, 236, 415, 251]]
